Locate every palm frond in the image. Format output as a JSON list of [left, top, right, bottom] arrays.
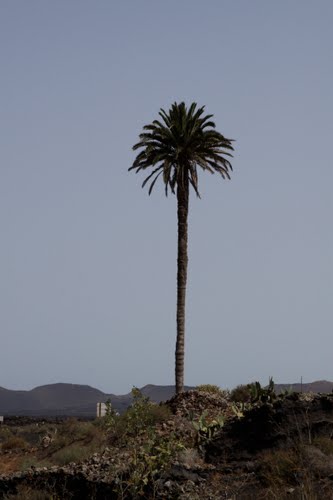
[[130, 101, 234, 195], [141, 166, 163, 188], [148, 171, 163, 195]]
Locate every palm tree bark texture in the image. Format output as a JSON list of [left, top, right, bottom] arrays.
[[129, 102, 234, 394], [176, 173, 189, 394]]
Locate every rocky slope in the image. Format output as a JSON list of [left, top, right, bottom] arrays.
[[0, 390, 333, 499]]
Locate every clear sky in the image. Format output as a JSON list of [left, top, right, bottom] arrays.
[[1, 1, 332, 394]]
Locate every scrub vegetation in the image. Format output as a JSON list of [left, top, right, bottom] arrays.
[[1, 383, 333, 499]]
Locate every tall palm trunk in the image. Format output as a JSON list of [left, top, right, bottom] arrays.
[[175, 174, 189, 394]]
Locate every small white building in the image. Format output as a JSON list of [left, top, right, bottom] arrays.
[[96, 402, 107, 417]]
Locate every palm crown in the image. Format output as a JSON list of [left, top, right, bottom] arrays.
[[129, 102, 234, 196]]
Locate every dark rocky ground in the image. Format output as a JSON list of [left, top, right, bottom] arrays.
[[0, 391, 332, 499]]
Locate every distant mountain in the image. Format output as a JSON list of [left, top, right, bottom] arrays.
[[0, 383, 111, 417], [274, 380, 333, 394], [0, 381, 332, 417], [0, 383, 192, 417]]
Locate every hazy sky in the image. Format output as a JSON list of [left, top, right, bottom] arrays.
[[1, 1, 332, 394]]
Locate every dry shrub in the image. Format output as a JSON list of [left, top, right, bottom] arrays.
[[177, 447, 203, 468], [259, 448, 302, 487], [312, 436, 333, 456], [45, 419, 104, 455], [51, 444, 91, 465], [257, 447, 330, 499], [302, 445, 333, 478], [20, 457, 49, 471], [196, 384, 227, 397], [4, 485, 50, 500], [0, 427, 13, 443], [59, 417, 81, 438], [76, 421, 102, 443], [147, 403, 172, 424], [0, 454, 23, 474], [1, 436, 29, 451]]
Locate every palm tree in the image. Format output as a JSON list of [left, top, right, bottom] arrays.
[[129, 102, 234, 394]]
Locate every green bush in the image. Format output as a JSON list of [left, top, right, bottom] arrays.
[[230, 384, 251, 403], [248, 378, 276, 404], [114, 431, 184, 498], [121, 389, 170, 435], [230, 378, 276, 404], [106, 389, 172, 447], [192, 411, 225, 452]]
